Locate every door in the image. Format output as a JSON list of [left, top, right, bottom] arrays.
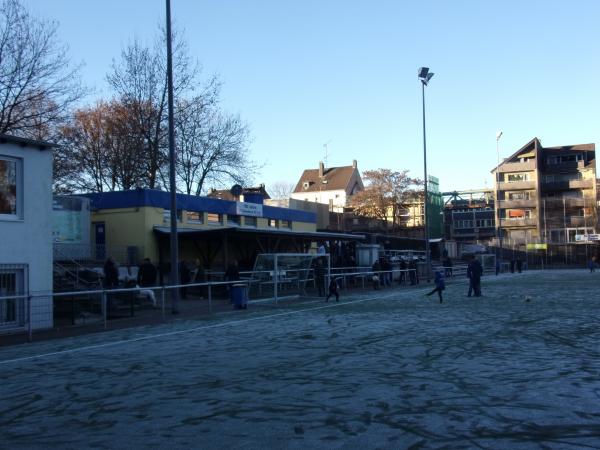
[[94, 222, 106, 261]]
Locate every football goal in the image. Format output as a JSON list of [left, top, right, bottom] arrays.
[[249, 253, 330, 303]]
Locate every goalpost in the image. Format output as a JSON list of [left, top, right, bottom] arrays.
[[250, 253, 330, 303]]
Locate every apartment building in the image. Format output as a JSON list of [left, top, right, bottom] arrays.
[[442, 189, 495, 242], [493, 138, 596, 247]]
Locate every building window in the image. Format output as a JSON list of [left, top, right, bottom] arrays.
[[207, 213, 222, 225], [506, 173, 529, 183], [268, 219, 278, 228], [0, 265, 26, 327], [543, 173, 582, 183], [507, 191, 532, 200], [186, 211, 204, 224], [163, 209, 182, 223], [227, 214, 241, 226], [280, 219, 291, 229], [244, 216, 257, 227], [547, 154, 583, 165], [0, 156, 21, 219], [507, 209, 531, 219]]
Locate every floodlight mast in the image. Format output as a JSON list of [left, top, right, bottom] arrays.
[[418, 67, 434, 277], [496, 130, 503, 272], [166, 0, 179, 313]]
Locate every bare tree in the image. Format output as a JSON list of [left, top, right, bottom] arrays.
[[106, 28, 218, 189], [351, 169, 422, 228], [0, 0, 83, 139], [175, 96, 256, 195], [269, 181, 295, 199]]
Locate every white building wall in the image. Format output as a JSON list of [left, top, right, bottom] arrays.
[[0, 142, 53, 330], [290, 189, 347, 212]]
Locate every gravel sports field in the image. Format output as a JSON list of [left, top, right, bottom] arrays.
[[1, 269, 600, 449]]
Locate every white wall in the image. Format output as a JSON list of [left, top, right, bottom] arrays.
[[290, 189, 347, 212], [0, 142, 53, 330]]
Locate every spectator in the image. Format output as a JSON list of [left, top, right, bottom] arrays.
[[103, 256, 119, 289], [179, 260, 191, 299], [399, 259, 407, 284], [138, 258, 157, 287], [225, 260, 240, 282]]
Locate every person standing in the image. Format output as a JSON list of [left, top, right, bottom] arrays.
[[103, 256, 119, 289], [314, 259, 326, 297], [467, 256, 483, 297], [138, 258, 157, 287], [399, 259, 407, 284], [426, 271, 446, 303], [372, 260, 382, 289], [326, 277, 340, 302], [179, 260, 191, 299], [408, 259, 417, 285], [589, 256, 596, 273], [382, 258, 392, 286], [516, 258, 522, 273]]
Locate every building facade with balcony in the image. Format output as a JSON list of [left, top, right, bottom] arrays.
[[493, 138, 596, 248], [442, 189, 495, 242]]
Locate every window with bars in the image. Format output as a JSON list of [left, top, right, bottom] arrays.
[[0, 264, 26, 327]]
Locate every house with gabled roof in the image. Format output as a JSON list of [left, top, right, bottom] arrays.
[[290, 160, 364, 213]]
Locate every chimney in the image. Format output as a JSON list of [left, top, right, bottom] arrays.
[[319, 161, 324, 177], [352, 159, 357, 169]]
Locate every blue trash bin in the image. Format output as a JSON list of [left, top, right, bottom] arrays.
[[231, 283, 247, 309]]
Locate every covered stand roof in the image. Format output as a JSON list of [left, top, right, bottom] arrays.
[[153, 226, 365, 241]]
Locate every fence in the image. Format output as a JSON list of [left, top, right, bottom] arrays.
[[0, 266, 418, 344]]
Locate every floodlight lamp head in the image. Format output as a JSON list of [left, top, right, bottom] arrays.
[[418, 67, 429, 78], [496, 131, 503, 140]]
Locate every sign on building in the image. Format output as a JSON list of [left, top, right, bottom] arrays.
[[236, 201, 263, 217], [575, 234, 600, 242], [526, 243, 548, 250]]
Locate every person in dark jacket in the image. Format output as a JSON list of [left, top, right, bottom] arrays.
[[426, 271, 446, 303], [381, 258, 392, 286], [137, 258, 157, 287], [179, 260, 192, 299], [103, 256, 119, 289], [314, 259, 326, 297], [326, 278, 340, 302], [516, 258, 523, 273], [399, 260, 407, 284], [408, 259, 417, 285], [225, 260, 240, 282], [467, 256, 483, 297]]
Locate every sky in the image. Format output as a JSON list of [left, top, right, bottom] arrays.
[[21, 0, 600, 194]]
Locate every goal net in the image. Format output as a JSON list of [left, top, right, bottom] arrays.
[[249, 253, 330, 303]]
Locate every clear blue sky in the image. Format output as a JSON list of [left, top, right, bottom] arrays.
[[23, 0, 600, 193]]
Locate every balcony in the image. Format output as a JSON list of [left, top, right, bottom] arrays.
[[498, 160, 536, 173], [501, 217, 537, 227], [498, 199, 537, 209], [541, 179, 594, 190], [542, 197, 587, 208], [498, 180, 536, 191], [568, 216, 592, 227]]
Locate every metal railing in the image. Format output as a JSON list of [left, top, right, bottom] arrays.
[[0, 266, 421, 343]]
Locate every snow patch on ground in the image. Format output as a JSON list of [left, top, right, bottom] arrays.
[[2, 270, 600, 449]]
